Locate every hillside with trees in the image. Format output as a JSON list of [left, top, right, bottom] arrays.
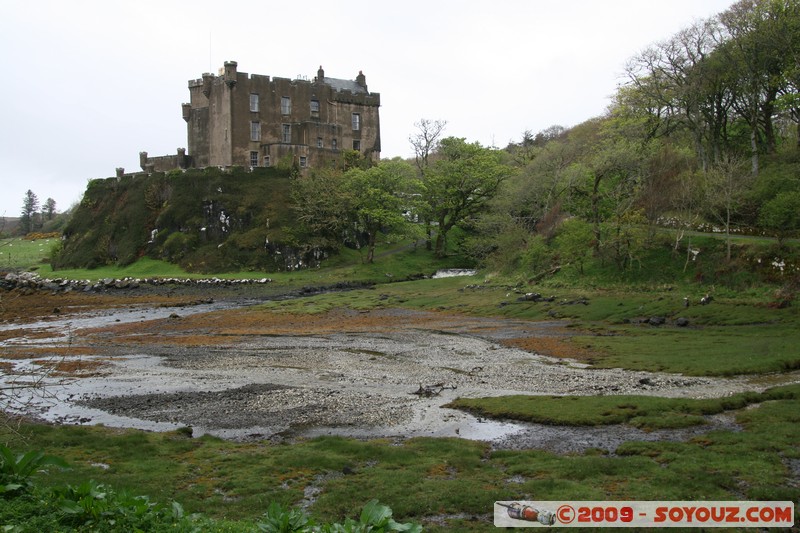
[[54, 0, 798, 289], [461, 0, 799, 289]]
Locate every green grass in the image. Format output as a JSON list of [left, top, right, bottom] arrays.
[[37, 257, 203, 280], [573, 323, 800, 375], [38, 238, 466, 287], [254, 273, 800, 376], [446, 384, 800, 430], [3, 384, 799, 531], [0, 237, 57, 270]]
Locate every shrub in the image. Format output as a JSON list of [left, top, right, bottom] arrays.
[[256, 499, 422, 533], [0, 444, 68, 496]]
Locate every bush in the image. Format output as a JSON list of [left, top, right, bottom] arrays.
[[53, 480, 198, 532], [0, 444, 68, 496], [521, 235, 554, 274], [256, 499, 422, 533]]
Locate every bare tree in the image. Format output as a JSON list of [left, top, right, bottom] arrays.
[[623, 18, 732, 171], [704, 155, 752, 260], [409, 119, 447, 250], [409, 118, 447, 176]]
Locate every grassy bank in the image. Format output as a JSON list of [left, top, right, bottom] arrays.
[[32, 239, 467, 286], [446, 384, 800, 430], [3, 382, 799, 531], [248, 270, 800, 376]]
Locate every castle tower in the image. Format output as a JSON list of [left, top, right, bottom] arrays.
[[223, 61, 238, 88]]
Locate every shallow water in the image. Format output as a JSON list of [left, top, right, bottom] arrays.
[[0, 298, 770, 452], [431, 269, 478, 279]]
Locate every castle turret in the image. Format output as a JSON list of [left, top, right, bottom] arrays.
[[224, 61, 238, 88], [201, 72, 214, 97], [139, 151, 148, 171], [182, 103, 191, 122]]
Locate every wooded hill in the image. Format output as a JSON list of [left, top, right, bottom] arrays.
[[55, 0, 800, 283], [53, 167, 313, 273]]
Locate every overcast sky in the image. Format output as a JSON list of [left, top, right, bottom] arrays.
[[0, 0, 736, 219]]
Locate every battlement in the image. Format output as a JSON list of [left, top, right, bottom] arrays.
[[131, 61, 380, 176]]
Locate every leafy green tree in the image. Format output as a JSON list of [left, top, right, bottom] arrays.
[[343, 159, 420, 263], [498, 131, 581, 235], [759, 190, 800, 244], [521, 234, 554, 276], [553, 218, 594, 274], [291, 168, 353, 250], [19, 189, 39, 235], [622, 19, 733, 170], [565, 117, 644, 259], [717, 0, 800, 171], [423, 138, 512, 257], [461, 211, 530, 272], [43, 197, 57, 221]]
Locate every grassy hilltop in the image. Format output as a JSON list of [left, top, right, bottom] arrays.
[[52, 166, 306, 274]]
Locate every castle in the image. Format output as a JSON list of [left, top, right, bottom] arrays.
[[127, 62, 381, 175]]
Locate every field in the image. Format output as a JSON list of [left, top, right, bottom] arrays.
[[2, 236, 800, 531], [0, 237, 58, 270]]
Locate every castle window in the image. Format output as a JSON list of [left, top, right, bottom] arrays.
[[317, 137, 323, 148], [332, 138, 338, 150], [310, 100, 320, 115], [263, 155, 271, 167], [351, 113, 361, 131], [282, 124, 291, 143], [250, 151, 259, 167], [300, 156, 307, 168], [353, 139, 361, 151], [250, 93, 259, 112], [250, 121, 261, 141], [281, 96, 291, 115]]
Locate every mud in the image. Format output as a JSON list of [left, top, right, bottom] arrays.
[[2, 287, 796, 454]]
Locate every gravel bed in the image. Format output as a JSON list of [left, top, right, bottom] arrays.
[[4, 300, 790, 453]]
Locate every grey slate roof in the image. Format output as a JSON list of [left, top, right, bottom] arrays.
[[323, 77, 367, 94]]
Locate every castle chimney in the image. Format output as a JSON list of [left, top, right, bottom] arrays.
[[177, 148, 187, 169], [356, 70, 367, 90], [224, 61, 238, 88], [317, 65, 325, 83]]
